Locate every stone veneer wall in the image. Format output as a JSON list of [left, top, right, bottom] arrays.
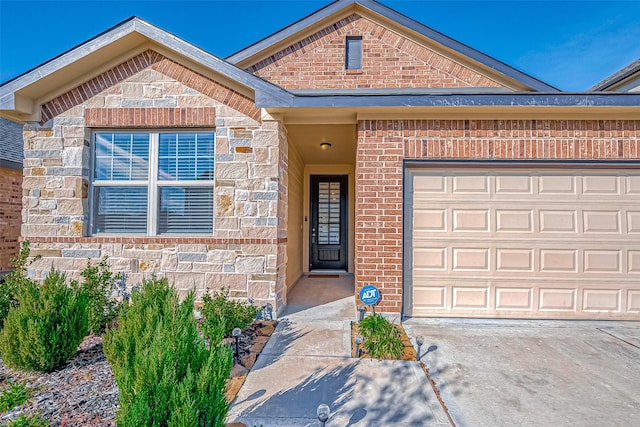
[[356, 119, 640, 313], [21, 51, 286, 310], [0, 167, 22, 271]]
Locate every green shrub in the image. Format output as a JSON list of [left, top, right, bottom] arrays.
[[359, 313, 404, 360], [0, 241, 39, 329], [103, 277, 233, 427], [80, 257, 121, 335], [0, 380, 32, 413], [0, 268, 89, 372], [4, 413, 48, 427], [200, 288, 260, 339]]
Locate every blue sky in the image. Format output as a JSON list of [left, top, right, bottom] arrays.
[[1, 0, 639, 91]]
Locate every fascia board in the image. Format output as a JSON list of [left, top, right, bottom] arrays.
[[590, 61, 640, 91], [0, 17, 294, 111], [227, 0, 353, 64], [357, 0, 558, 93], [0, 19, 138, 96], [258, 92, 640, 108], [132, 20, 293, 105]]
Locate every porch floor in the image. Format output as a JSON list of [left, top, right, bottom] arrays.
[[281, 273, 355, 317]]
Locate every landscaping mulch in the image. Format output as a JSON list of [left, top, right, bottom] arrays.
[[0, 335, 117, 426], [0, 320, 277, 426]]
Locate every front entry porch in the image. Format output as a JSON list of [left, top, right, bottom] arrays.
[[281, 119, 357, 314], [281, 273, 355, 317]]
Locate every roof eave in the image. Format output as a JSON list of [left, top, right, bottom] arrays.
[[259, 92, 640, 109], [0, 17, 294, 120]]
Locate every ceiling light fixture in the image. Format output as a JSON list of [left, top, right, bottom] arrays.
[[320, 142, 332, 150]]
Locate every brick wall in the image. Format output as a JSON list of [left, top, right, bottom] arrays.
[[356, 119, 640, 313], [0, 167, 22, 271], [21, 50, 287, 311], [248, 14, 502, 90]]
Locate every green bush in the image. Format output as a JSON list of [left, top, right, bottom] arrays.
[[200, 288, 260, 339], [103, 277, 233, 427], [80, 257, 121, 335], [4, 413, 48, 427], [0, 380, 32, 412], [0, 241, 39, 329], [0, 268, 89, 372], [359, 313, 403, 360]]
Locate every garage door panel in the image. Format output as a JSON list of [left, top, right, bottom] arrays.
[[627, 211, 640, 233], [452, 209, 489, 231], [408, 168, 640, 320], [628, 251, 640, 273], [582, 175, 620, 195], [452, 248, 490, 271], [626, 176, 640, 194], [496, 288, 533, 311], [539, 210, 577, 233], [496, 209, 534, 232], [414, 174, 446, 193], [583, 250, 622, 273], [583, 210, 621, 233], [453, 175, 489, 193], [452, 287, 489, 309], [582, 289, 621, 312], [539, 175, 576, 194], [496, 248, 534, 271], [539, 288, 577, 312], [413, 247, 446, 270], [495, 175, 533, 194], [413, 286, 447, 309], [413, 209, 446, 231], [628, 291, 640, 312]]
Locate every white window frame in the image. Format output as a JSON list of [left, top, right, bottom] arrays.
[[90, 129, 215, 236]]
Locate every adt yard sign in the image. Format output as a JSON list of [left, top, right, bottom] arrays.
[[359, 284, 380, 306]]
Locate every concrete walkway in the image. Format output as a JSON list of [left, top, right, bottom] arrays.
[[227, 276, 449, 426], [404, 318, 640, 427], [228, 274, 640, 426]]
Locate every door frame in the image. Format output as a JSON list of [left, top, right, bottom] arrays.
[[309, 174, 348, 270], [303, 165, 355, 273]]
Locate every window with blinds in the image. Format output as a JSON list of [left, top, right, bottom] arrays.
[[92, 131, 215, 235]]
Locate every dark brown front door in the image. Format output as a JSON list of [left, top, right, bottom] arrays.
[[310, 175, 348, 270]]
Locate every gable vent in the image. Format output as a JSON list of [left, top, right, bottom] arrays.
[[345, 36, 363, 70]]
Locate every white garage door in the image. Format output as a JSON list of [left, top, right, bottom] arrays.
[[406, 167, 640, 320]]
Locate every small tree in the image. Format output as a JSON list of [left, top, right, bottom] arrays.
[[0, 268, 89, 372], [80, 257, 120, 334], [103, 277, 232, 426], [200, 288, 260, 340], [0, 241, 40, 329]]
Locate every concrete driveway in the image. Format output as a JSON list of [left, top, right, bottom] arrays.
[[403, 319, 640, 427]]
